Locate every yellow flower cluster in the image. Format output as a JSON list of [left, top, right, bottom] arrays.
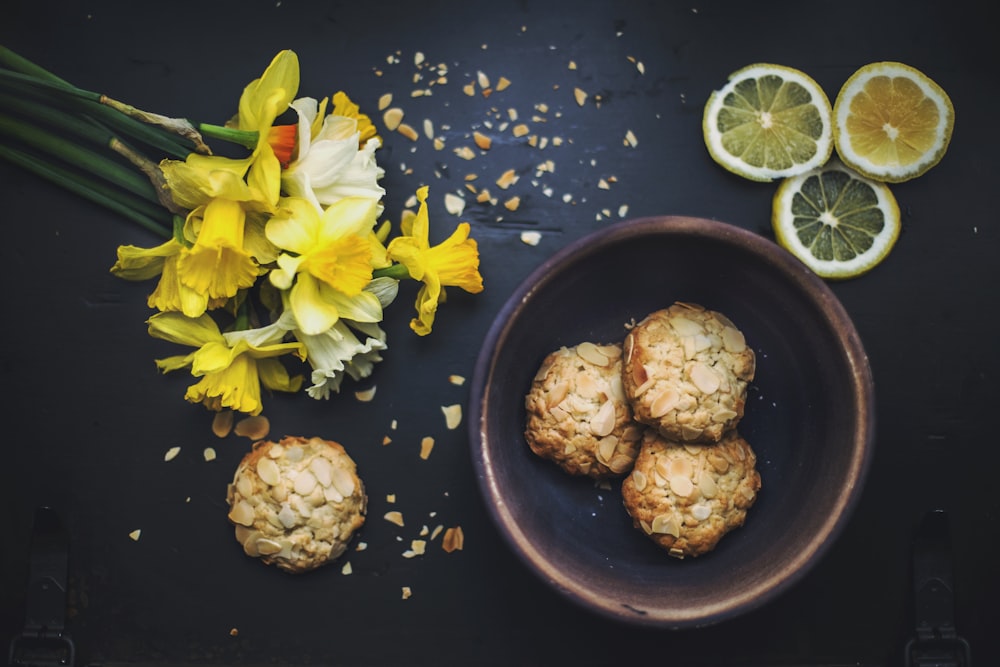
[[110, 51, 483, 416]]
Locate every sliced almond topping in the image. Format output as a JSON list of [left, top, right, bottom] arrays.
[[128, 529, 142, 541], [668, 457, 693, 477], [631, 470, 648, 492], [448, 374, 466, 386], [520, 231, 541, 246], [573, 87, 588, 106], [330, 467, 356, 498], [293, 470, 317, 496], [668, 475, 694, 497], [690, 503, 712, 521], [707, 452, 730, 474], [596, 435, 618, 464], [444, 192, 466, 215], [401, 586, 413, 599], [690, 362, 721, 394], [512, 123, 530, 137], [575, 341, 610, 366], [384, 511, 405, 527], [699, 473, 719, 498], [496, 169, 519, 189], [503, 196, 521, 211], [203, 447, 217, 462], [341, 561, 353, 575], [649, 387, 680, 418], [378, 93, 393, 110], [396, 123, 419, 141], [164, 446, 181, 462], [495, 76, 511, 91], [651, 513, 681, 537], [256, 538, 282, 556], [721, 326, 747, 353], [228, 499, 255, 527], [256, 457, 281, 486], [590, 399, 616, 437]]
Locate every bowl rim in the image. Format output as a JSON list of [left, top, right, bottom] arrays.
[[468, 215, 876, 628]]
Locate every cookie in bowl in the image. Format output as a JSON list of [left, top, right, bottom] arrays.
[[622, 302, 755, 444], [621, 428, 761, 558], [226, 435, 367, 573], [524, 342, 643, 478]]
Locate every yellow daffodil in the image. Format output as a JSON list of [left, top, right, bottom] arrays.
[[281, 95, 385, 212], [160, 50, 300, 212], [176, 198, 259, 301], [386, 186, 484, 336], [266, 196, 383, 335], [331, 91, 380, 148], [110, 238, 225, 317], [148, 311, 305, 415]]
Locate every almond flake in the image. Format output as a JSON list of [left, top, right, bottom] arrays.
[[496, 76, 511, 91], [383, 107, 404, 131], [442, 526, 465, 552], [512, 123, 530, 137], [234, 415, 270, 440], [476, 70, 490, 89], [396, 123, 418, 141], [454, 146, 477, 160], [573, 87, 588, 106], [433, 137, 445, 150], [341, 561, 353, 575], [496, 169, 519, 189], [355, 386, 377, 402], [503, 196, 521, 211], [128, 529, 142, 541], [444, 192, 466, 215], [441, 404, 462, 430], [401, 586, 412, 600], [462, 82, 476, 96], [378, 93, 392, 111], [520, 231, 541, 246], [384, 511, 405, 527], [420, 436, 435, 460], [423, 118, 434, 140], [448, 374, 466, 385], [568, 60, 577, 70], [430, 524, 444, 540], [473, 131, 492, 150], [203, 447, 217, 462], [624, 129, 638, 147], [382, 435, 392, 446], [212, 410, 234, 438], [164, 446, 181, 462]]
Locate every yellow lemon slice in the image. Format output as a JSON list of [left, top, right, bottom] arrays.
[[703, 63, 833, 182], [772, 160, 900, 280], [833, 61, 954, 183]]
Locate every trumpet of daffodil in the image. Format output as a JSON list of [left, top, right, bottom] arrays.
[[110, 238, 226, 317], [281, 95, 385, 213], [266, 196, 384, 335], [268, 278, 397, 398], [386, 186, 484, 336], [148, 311, 306, 415], [176, 198, 259, 301], [160, 50, 300, 212]]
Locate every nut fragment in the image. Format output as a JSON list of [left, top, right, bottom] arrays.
[[442, 526, 465, 552], [384, 511, 405, 527], [441, 404, 462, 430], [590, 399, 616, 437], [383, 107, 404, 130]]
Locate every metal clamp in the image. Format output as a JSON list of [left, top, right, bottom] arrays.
[[7, 507, 75, 667], [903, 509, 971, 667]]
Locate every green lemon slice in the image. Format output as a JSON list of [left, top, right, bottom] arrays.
[[772, 161, 900, 279], [703, 63, 833, 182]]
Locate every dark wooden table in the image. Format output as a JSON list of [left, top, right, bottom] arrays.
[[2, 1, 996, 664]]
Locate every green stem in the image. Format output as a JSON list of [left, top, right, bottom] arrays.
[[373, 264, 411, 280], [0, 45, 71, 84], [0, 144, 172, 238], [198, 123, 259, 150], [0, 112, 164, 205], [0, 68, 196, 159]]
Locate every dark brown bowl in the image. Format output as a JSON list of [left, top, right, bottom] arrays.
[[468, 216, 875, 628]]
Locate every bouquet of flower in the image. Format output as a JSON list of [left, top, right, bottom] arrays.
[[0, 47, 484, 418]]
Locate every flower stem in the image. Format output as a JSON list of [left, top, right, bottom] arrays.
[[0, 67, 196, 159], [0, 144, 172, 237], [0, 112, 164, 205], [198, 123, 259, 150], [372, 264, 411, 280]]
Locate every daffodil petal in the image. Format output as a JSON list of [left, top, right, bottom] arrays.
[[147, 312, 224, 347], [290, 273, 341, 335]]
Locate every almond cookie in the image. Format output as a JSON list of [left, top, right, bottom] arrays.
[[226, 436, 367, 573], [621, 429, 761, 558], [524, 342, 643, 478], [623, 302, 755, 443]]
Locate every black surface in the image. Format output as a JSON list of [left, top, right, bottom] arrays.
[[1, 0, 997, 665]]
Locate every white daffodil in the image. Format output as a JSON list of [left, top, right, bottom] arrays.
[[281, 96, 386, 213]]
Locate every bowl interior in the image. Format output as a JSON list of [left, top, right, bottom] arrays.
[[470, 216, 874, 628]]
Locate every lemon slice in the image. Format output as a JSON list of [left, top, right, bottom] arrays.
[[772, 160, 900, 279], [833, 61, 954, 183], [703, 63, 833, 182]]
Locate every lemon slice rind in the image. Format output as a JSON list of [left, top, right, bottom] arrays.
[[833, 61, 954, 183], [772, 161, 901, 280], [703, 63, 833, 182]]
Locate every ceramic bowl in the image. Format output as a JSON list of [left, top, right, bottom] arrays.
[[468, 216, 875, 628]]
